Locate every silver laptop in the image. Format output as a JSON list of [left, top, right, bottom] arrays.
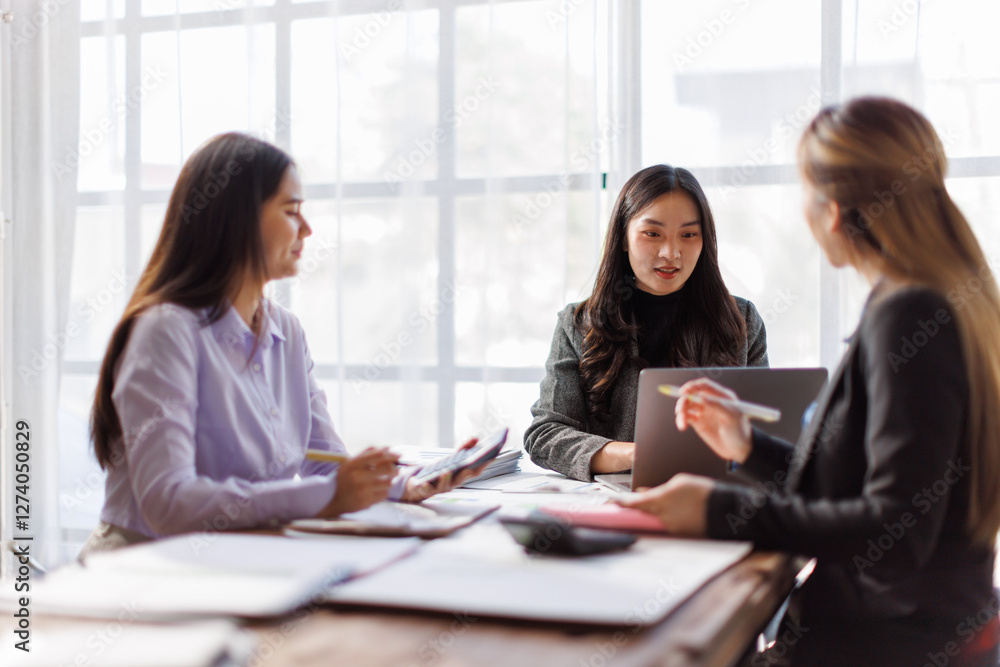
[[595, 367, 828, 492]]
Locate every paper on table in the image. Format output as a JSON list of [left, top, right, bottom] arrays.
[[286, 500, 498, 538], [325, 522, 752, 625], [486, 491, 615, 510], [407, 488, 618, 515], [396, 446, 520, 465], [0, 620, 252, 667], [460, 471, 602, 493], [0, 533, 420, 619]]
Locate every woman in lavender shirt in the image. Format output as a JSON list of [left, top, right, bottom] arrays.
[[81, 133, 479, 557]]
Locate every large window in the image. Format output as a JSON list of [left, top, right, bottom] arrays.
[[640, 0, 1000, 367], [6, 0, 999, 563], [57, 0, 617, 552]]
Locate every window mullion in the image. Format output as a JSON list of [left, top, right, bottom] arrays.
[[819, 0, 843, 371], [123, 0, 143, 296], [273, 0, 293, 310], [437, 3, 457, 447]]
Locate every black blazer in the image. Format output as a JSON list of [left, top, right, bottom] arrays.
[[706, 284, 996, 665]]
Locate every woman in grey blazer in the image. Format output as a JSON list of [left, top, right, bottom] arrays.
[[523, 165, 768, 481], [622, 98, 1000, 665]]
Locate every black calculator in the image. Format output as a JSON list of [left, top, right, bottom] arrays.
[[499, 511, 637, 556], [411, 428, 509, 484]]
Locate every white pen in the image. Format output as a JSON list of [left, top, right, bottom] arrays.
[[658, 384, 782, 422], [6, 541, 47, 577]]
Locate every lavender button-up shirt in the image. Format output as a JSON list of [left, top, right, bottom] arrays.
[[100, 300, 406, 538]]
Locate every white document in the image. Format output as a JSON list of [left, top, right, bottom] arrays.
[[0, 533, 420, 619], [285, 500, 497, 537], [431, 488, 614, 509], [325, 522, 752, 625], [0, 620, 253, 667], [292, 502, 454, 531], [460, 470, 603, 493]]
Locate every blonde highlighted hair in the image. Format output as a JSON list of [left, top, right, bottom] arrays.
[[799, 97, 1000, 546]]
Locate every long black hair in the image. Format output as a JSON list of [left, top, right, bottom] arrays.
[[575, 164, 746, 419], [91, 133, 293, 469]]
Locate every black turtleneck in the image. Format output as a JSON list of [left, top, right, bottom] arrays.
[[630, 286, 684, 368]]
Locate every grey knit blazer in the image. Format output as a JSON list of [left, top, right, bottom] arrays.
[[523, 297, 769, 481]]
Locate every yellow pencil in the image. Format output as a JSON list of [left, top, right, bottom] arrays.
[[304, 449, 350, 464]]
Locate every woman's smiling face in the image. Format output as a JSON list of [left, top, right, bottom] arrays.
[[624, 191, 703, 295], [260, 165, 311, 281]]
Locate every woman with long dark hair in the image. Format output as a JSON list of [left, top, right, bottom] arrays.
[[621, 98, 1000, 665], [524, 165, 768, 481], [82, 133, 479, 556]]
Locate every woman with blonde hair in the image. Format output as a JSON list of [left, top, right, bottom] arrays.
[[620, 98, 1000, 665]]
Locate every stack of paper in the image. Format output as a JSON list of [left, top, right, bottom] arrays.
[[473, 448, 522, 480], [0, 533, 420, 619], [398, 447, 523, 481]]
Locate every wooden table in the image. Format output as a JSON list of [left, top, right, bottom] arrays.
[[1, 550, 799, 667], [245, 551, 802, 667], [3, 480, 805, 667]]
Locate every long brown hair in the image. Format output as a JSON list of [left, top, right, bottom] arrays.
[[576, 165, 746, 420], [90, 133, 293, 469], [799, 97, 1000, 546]]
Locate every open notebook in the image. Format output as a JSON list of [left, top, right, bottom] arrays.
[[0, 533, 420, 619]]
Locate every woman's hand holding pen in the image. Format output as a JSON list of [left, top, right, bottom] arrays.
[[318, 447, 400, 517], [400, 438, 490, 503], [674, 378, 753, 465]]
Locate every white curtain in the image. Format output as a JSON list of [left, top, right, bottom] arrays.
[[1, 0, 81, 568]]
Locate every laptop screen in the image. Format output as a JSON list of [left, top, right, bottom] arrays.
[[630, 367, 828, 490]]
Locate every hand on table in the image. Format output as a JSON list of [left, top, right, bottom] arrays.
[[590, 441, 635, 474], [615, 473, 715, 537]]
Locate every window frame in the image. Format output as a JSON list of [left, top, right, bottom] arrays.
[[13, 0, 1000, 558], [69, 0, 637, 446]]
